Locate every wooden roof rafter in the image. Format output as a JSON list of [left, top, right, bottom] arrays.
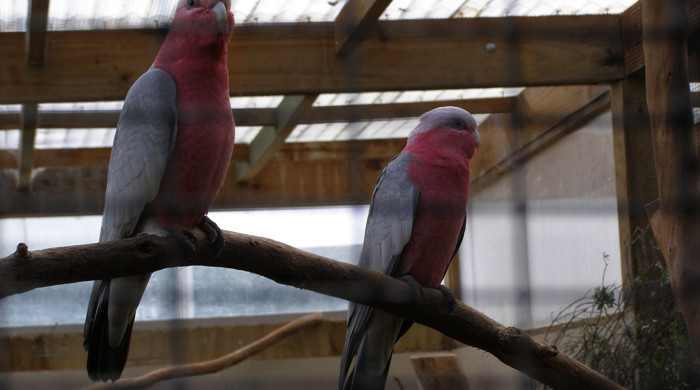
[[1, 0, 698, 216], [235, 94, 318, 183], [0, 85, 610, 217], [16, 0, 50, 191], [0, 96, 518, 131], [17, 104, 38, 191], [334, 0, 392, 56], [0, 14, 625, 104]]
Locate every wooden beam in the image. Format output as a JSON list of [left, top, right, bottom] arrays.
[[17, 104, 38, 191], [0, 139, 408, 216], [690, 35, 700, 81], [621, 0, 700, 75], [0, 112, 21, 131], [642, 0, 700, 355], [443, 254, 463, 301], [334, 0, 392, 56], [470, 89, 611, 192], [0, 15, 623, 104], [0, 149, 17, 168], [469, 85, 610, 186], [0, 86, 609, 216], [610, 74, 663, 288], [0, 144, 250, 170], [236, 95, 317, 182], [691, 92, 700, 107], [305, 97, 517, 124], [25, 0, 49, 66], [0, 96, 516, 131]]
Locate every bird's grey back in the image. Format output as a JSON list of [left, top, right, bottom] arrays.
[[99, 69, 178, 242]]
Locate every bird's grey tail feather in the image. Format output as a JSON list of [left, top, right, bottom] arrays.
[[341, 316, 413, 390], [84, 280, 134, 382], [343, 354, 393, 390]]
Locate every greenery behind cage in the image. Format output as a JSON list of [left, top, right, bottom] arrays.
[[533, 229, 700, 390]]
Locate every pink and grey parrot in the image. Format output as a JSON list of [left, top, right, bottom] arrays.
[[339, 107, 479, 390], [83, 0, 235, 381]]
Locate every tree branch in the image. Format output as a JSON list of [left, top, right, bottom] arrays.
[[0, 230, 625, 390], [82, 312, 324, 390]]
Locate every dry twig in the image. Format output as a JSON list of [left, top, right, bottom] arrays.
[[83, 313, 324, 390]]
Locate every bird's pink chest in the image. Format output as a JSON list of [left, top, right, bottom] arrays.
[[397, 136, 472, 288], [150, 83, 235, 228]]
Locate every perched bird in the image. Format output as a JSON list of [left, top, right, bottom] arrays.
[[339, 106, 479, 390], [83, 0, 235, 381]]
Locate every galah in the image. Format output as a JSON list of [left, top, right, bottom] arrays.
[[83, 0, 235, 381], [339, 106, 480, 390]]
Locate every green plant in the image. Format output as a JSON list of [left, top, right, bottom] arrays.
[[533, 252, 700, 390]]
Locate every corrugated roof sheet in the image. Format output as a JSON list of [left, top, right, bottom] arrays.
[[0, 0, 637, 32], [0, 1, 636, 147]]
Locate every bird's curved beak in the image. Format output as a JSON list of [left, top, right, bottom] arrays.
[[212, 1, 228, 34], [473, 129, 480, 148]]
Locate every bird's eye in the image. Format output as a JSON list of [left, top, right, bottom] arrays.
[[188, 0, 195, 7], [451, 119, 466, 130]]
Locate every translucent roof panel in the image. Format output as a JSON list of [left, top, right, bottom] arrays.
[[35, 128, 116, 149], [0, 105, 22, 113], [35, 102, 122, 148], [382, 0, 637, 19], [235, 0, 343, 24], [1, 0, 637, 32], [0, 0, 27, 32], [230, 95, 284, 109], [288, 114, 488, 142], [38, 101, 124, 111], [235, 126, 263, 144], [0, 130, 20, 150], [315, 88, 523, 106], [32, 101, 268, 146], [47, 0, 176, 31], [1, 0, 342, 32]]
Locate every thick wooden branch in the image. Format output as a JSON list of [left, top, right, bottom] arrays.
[[642, 0, 700, 355], [0, 230, 624, 390], [84, 313, 324, 390]]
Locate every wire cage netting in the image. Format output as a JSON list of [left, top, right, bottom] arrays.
[[1, 0, 699, 389]]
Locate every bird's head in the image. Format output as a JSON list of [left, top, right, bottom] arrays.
[[169, 0, 234, 47], [407, 106, 480, 158]]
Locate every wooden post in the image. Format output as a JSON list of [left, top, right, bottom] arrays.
[[610, 74, 662, 293], [17, 103, 38, 191], [642, 0, 700, 355], [410, 353, 471, 390]]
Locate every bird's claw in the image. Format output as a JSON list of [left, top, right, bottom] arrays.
[[399, 275, 423, 304], [198, 215, 225, 256], [166, 227, 197, 258], [438, 285, 459, 315]]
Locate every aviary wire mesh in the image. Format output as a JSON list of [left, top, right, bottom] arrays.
[[1, 0, 698, 389]]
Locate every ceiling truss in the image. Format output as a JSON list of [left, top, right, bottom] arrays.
[[0, 0, 698, 217]]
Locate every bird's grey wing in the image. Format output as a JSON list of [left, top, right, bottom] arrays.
[[99, 68, 177, 242], [339, 153, 419, 388], [84, 68, 176, 359]]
